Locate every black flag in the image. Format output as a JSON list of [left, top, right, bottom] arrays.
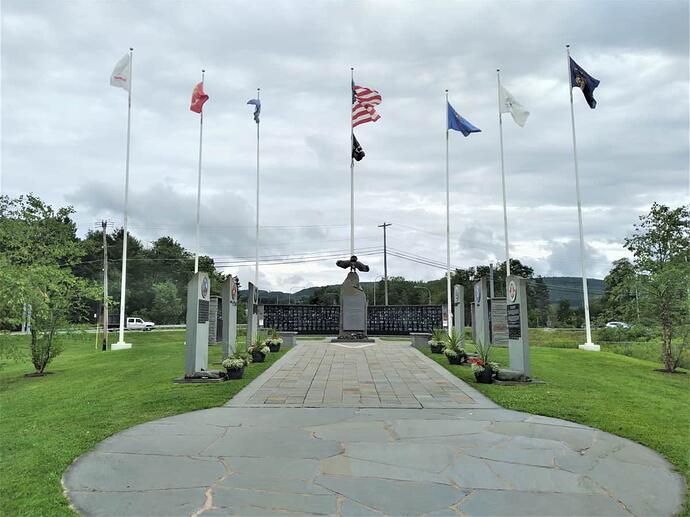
[[352, 134, 365, 162]]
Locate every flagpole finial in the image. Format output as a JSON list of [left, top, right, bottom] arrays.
[[566, 44, 570, 48], [129, 47, 133, 51], [497, 68, 500, 72]]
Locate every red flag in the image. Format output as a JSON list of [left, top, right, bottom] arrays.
[[190, 82, 209, 113]]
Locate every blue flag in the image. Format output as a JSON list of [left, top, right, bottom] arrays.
[[247, 98, 261, 123], [447, 102, 481, 136], [569, 57, 599, 109]]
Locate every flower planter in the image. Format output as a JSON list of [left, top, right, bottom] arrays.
[[474, 367, 494, 384], [225, 367, 244, 380], [251, 351, 266, 363], [429, 342, 444, 354], [447, 354, 462, 365], [267, 342, 281, 353]]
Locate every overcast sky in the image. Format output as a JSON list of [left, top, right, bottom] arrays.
[[1, 0, 688, 292]]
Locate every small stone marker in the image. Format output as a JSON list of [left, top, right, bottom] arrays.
[[220, 276, 238, 359], [506, 275, 531, 377], [185, 272, 210, 377], [473, 278, 490, 348], [246, 282, 259, 349], [453, 285, 465, 346]]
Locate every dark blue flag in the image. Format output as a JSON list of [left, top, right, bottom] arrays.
[[447, 102, 481, 136], [569, 57, 599, 109]]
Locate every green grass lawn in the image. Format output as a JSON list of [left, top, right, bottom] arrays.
[[423, 344, 690, 516], [0, 330, 285, 516]]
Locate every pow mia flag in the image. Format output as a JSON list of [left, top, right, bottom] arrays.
[[352, 134, 365, 161], [569, 57, 600, 109]]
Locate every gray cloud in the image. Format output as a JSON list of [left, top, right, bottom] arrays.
[[2, 0, 688, 291]]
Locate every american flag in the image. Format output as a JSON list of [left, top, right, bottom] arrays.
[[352, 82, 382, 127]]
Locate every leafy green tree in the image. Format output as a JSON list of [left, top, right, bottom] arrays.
[[625, 203, 690, 372], [150, 281, 184, 324], [556, 300, 573, 327], [0, 195, 99, 374], [599, 258, 639, 324]]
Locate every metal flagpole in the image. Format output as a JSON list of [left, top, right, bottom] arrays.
[[445, 90, 453, 335], [254, 87, 261, 286], [566, 45, 597, 351], [496, 69, 511, 277], [350, 68, 355, 256], [114, 48, 133, 350], [194, 69, 205, 274]]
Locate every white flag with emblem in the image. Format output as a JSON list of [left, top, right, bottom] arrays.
[[499, 84, 529, 127], [110, 53, 131, 91]]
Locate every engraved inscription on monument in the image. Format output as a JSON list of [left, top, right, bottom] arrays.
[[507, 303, 521, 340], [343, 292, 366, 330], [198, 299, 210, 324]]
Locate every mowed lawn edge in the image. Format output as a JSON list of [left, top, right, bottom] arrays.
[[0, 330, 284, 517], [422, 346, 690, 516]]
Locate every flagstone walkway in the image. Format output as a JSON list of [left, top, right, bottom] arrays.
[[63, 340, 685, 516]]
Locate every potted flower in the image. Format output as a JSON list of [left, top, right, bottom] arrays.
[[470, 339, 499, 383], [248, 338, 270, 363], [428, 328, 446, 354], [222, 356, 247, 379], [265, 328, 283, 353], [443, 328, 467, 365]]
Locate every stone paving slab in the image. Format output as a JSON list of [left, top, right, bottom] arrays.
[[63, 339, 686, 516], [228, 340, 493, 409]]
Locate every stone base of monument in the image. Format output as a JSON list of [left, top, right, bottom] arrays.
[[173, 370, 226, 384], [493, 369, 545, 385], [578, 343, 601, 351], [330, 332, 375, 343]]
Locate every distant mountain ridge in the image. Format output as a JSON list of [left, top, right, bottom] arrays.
[[240, 276, 604, 308]]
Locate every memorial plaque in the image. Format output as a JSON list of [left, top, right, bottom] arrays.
[[507, 303, 521, 339], [343, 293, 366, 330], [506, 275, 531, 376], [453, 285, 465, 346], [198, 299, 210, 324], [490, 297, 508, 347], [185, 272, 210, 377], [474, 277, 490, 347], [220, 276, 238, 358]]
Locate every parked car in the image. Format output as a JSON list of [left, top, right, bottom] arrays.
[[605, 321, 630, 329], [107, 316, 155, 331]]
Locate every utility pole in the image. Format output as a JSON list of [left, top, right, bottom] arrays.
[[489, 263, 495, 298], [101, 220, 109, 351], [378, 222, 391, 305]]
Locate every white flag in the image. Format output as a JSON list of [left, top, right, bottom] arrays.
[[499, 85, 529, 127], [110, 53, 131, 91]]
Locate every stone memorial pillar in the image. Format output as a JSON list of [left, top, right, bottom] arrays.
[[473, 277, 490, 348], [507, 275, 531, 377], [334, 271, 373, 342], [220, 276, 238, 359], [453, 284, 465, 346], [185, 272, 210, 378], [246, 282, 259, 349]]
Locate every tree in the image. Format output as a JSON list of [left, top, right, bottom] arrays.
[[556, 300, 573, 327], [625, 203, 690, 372], [599, 258, 638, 324], [150, 281, 184, 324], [0, 195, 99, 374]]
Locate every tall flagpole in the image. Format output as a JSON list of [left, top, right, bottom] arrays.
[[497, 69, 511, 277], [254, 87, 261, 286], [350, 68, 355, 256], [566, 45, 597, 351], [113, 48, 133, 351], [194, 69, 205, 274], [445, 90, 453, 334]]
